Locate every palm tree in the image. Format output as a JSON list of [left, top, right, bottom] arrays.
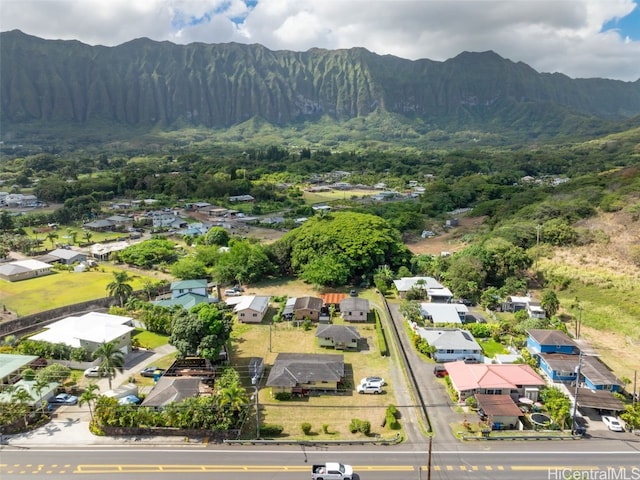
[[33, 378, 51, 414], [219, 385, 249, 411], [11, 387, 34, 427], [46, 231, 59, 249], [92, 341, 125, 389], [79, 383, 100, 422], [83, 230, 93, 245], [106, 270, 133, 307]]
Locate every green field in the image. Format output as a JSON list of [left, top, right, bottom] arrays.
[[0, 266, 155, 316]]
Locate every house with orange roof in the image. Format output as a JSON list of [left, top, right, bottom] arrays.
[[445, 360, 545, 404]]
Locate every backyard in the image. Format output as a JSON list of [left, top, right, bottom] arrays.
[[231, 309, 402, 441]]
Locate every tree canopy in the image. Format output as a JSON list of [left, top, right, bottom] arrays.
[[277, 211, 411, 286], [169, 303, 233, 361]]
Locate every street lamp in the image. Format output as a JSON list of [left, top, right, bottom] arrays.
[[251, 376, 260, 439]]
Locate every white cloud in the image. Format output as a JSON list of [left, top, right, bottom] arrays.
[[1, 0, 639, 80]]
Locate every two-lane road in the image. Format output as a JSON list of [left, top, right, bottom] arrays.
[[2, 442, 639, 480]]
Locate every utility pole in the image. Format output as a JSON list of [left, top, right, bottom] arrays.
[[427, 436, 433, 480], [576, 304, 583, 340], [633, 370, 637, 406], [571, 352, 583, 435]]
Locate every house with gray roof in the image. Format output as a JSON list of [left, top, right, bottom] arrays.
[[416, 328, 483, 363], [339, 297, 370, 322], [141, 377, 202, 407], [293, 296, 324, 322], [316, 325, 361, 350], [266, 353, 344, 396], [47, 248, 87, 265], [420, 303, 468, 324]]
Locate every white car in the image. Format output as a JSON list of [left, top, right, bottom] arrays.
[[84, 366, 104, 377], [357, 383, 382, 394], [224, 289, 241, 296], [359, 376, 385, 388], [602, 415, 624, 432]]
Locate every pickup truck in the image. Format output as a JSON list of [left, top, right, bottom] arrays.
[[311, 462, 353, 480]]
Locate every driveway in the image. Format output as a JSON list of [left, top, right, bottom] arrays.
[[381, 298, 460, 447]]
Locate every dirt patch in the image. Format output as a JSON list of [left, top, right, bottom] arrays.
[[404, 216, 486, 256]]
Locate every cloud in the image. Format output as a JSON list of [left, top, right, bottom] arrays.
[[1, 0, 639, 80]]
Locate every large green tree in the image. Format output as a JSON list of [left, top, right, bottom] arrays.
[[211, 238, 274, 285], [169, 303, 233, 361], [117, 238, 176, 268], [277, 211, 411, 287]]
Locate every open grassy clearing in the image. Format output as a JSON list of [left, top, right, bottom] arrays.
[[131, 329, 170, 349], [0, 266, 153, 316], [538, 257, 640, 380], [230, 311, 402, 440]]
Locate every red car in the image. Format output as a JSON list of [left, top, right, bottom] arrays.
[[433, 365, 448, 377]]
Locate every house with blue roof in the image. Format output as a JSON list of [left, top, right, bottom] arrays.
[[153, 279, 213, 309]]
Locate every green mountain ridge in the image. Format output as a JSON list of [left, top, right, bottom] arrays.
[[2, 29, 640, 143]]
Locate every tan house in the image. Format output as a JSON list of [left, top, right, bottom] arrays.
[[475, 394, 523, 430], [293, 296, 324, 322], [316, 324, 361, 350], [265, 353, 344, 396], [339, 297, 370, 322], [230, 295, 270, 323], [0, 259, 53, 282]]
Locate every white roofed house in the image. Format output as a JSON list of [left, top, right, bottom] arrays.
[[0, 259, 53, 282], [420, 303, 468, 325], [30, 312, 135, 355], [393, 276, 452, 302], [229, 295, 271, 324]]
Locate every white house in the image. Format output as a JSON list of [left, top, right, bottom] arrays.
[[419, 303, 468, 324], [416, 328, 483, 363], [393, 276, 453, 302], [0, 259, 53, 282], [30, 312, 135, 354]]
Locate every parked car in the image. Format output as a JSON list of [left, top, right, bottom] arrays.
[[349, 289, 358, 297], [357, 383, 382, 394], [84, 366, 105, 377], [359, 376, 385, 387], [140, 366, 165, 378], [232, 285, 245, 292], [602, 416, 624, 432], [224, 289, 241, 296], [49, 393, 78, 405], [433, 365, 448, 377], [463, 357, 480, 364]]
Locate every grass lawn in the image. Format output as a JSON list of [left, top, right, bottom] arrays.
[[132, 329, 169, 349], [0, 265, 154, 316], [478, 338, 507, 358], [231, 313, 402, 441]]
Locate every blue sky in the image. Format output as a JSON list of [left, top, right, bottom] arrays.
[[1, 0, 639, 81], [603, 1, 640, 41]]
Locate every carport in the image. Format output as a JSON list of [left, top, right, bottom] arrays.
[[576, 388, 625, 413]]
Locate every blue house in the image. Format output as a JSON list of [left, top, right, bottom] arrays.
[[526, 329, 578, 356], [539, 353, 622, 392]]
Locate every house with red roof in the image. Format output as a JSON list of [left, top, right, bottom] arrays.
[[445, 360, 545, 404]]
